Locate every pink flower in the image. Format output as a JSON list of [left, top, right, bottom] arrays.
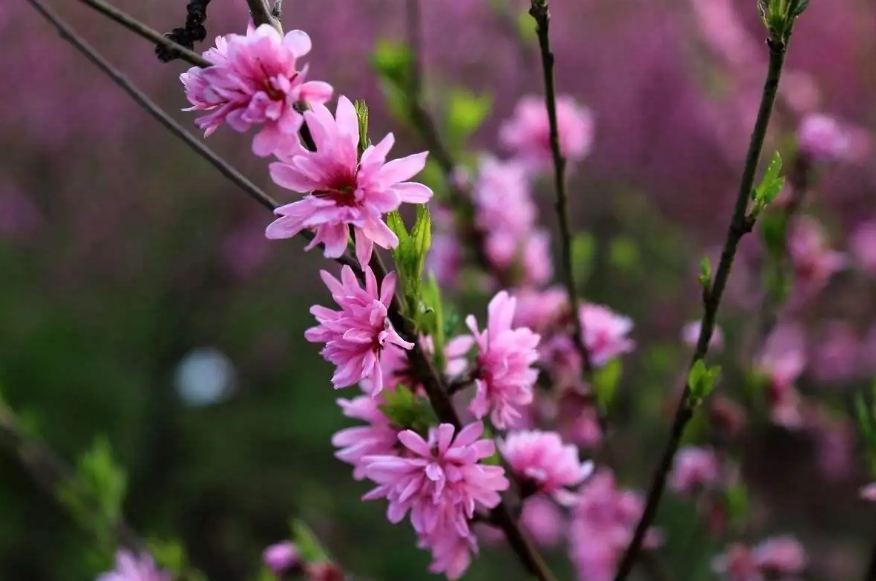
[[306, 265, 413, 394], [500, 430, 593, 504], [569, 471, 661, 581], [332, 395, 400, 480], [180, 24, 333, 156], [466, 292, 541, 428], [427, 232, 462, 288], [756, 324, 806, 428], [579, 303, 635, 366], [860, 482, 876, 502], [265, 96, 433, 265], [788, 216, 845, 300], [798, 114, 850, 162], [512, 287, 569, 334], [359, 335, 474, 395], [849, 220, 876, 275], [96, 550, 171, 581], [752, 536, 806, 574], [499, 95, 594, 170], [363, 422, 509, 579], [669, 446, 722, 496], [262, 541, 301, 577], [712, 537, 805, 581], [681, 320, 723, 351], [810, 320, 859, 385], [520, 495, 566, 548], [472, 156, 536, 237]]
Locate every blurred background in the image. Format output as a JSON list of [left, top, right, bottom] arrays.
[[2, 0, 876, 580]]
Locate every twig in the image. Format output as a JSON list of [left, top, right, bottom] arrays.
[[529, 1, 595, 378], [611, 30, 794, 581], [245, 0, 281, 31], [27, 1, 554, 577], [0, 406, 145, 551], [78, 0, 209, 67], [156, 0, 211, 63]]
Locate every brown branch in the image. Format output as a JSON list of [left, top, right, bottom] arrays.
[[611, 30, 794, 581], [245, 0, 281, 31]]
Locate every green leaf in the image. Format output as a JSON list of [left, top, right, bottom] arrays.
[[379, 386, 438, 435], [759, 209, 789, 259], [445, 88, 492, 147], [515, 10, 538, 45], [147, 538, 188, 575], [789, 0, 809, 16], [386, 211, 410, 247], [753, 151, 785, 206], [370, 40, 412, 87], [698, 257, 712, 289], [353, 99, 370, 154], [724, 482, 749, 529], [688, 360, 720, 402], [291, 520, 329, 564], [608, 236, 640, 272], [572, 232, 596, 285], [856, 393, 876, 450], [420, 274, 445, 369], [593, 359, 622, 411]]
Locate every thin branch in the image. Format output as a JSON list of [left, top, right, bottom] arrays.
[[611, 31, 794, 581], [245, 0, 281, 31], [529, 1, 595, 378], [78, 0, 209, 67], [28, 0, 355, 270], [156, 0, 211, 63], [0, 406, 145, 551], [27, 2, 553, 578]]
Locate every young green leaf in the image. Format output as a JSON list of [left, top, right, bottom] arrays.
[[445, 88, 492, 147], [353, 99, 370, 153], [593, 359, 622, 411], [698, 257, 712, 289], [291, 520, 329, 564], [688, 359, 721, 402], [752, 151, 785, 207], [379, 385, 438, 435]]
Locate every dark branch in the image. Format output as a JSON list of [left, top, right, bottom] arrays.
[[156, 0, 211, 63]]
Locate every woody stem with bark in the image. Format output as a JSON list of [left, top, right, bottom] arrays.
[[529, 0, 595, 378], [611, 29, 793, 581], [26, 2, 556, 579]]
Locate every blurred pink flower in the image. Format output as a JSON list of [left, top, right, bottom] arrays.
[[520, 229, 554, 286], [788, 217, 845, 300], [522, 495, 566, 548], [472, 156, 535, 236], [266, 96, 433, 265], [499, 95, 594, 171], [500, 430, 594, 504], [798, 113, 850, 162], [756, 324, 806, 428], [262, 541, 300, 577], [810, 321, 859, 385], [363, 422, 508, 580], [512, 287, 569, 334], [669, 446, 722, 496], [306, 265, 413, 393], [427, 232, 462, 288], [96, 550, 171, 581], [580, 303, 635, 366], [332, 395, 399, 480], [556, 392, 604, 448], [466, 291, 541, 428], [713, 537, 806, 581], [681, 320, 723, 350], [569, 470, 661, 581], [848, 220, 876, 275], [860, 482, 876, 502], [180, 25, 333, 156]]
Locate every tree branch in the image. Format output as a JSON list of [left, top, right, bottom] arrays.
[[611, 31, 793, 581], [529, 0, 595, 378], [245, 0, 281, 31]]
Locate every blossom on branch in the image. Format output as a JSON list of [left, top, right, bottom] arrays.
[[96, 551, 171, 581], [266, 96, 433, 265], [306, 265, 413, 394], [180, 24, 333, 156], [500, 430, 594, 504], [466, 291, 541, 429]]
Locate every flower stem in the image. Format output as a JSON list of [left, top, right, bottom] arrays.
[[529, 0, 595, 378], [612, 30, 793, 581]]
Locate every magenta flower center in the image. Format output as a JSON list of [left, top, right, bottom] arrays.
[[314, 172, 359, 207]]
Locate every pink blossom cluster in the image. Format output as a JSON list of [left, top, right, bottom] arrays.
[[756, 324, 807, 428], [712, 536, 806, 581], [568, 470, 661, 581], [96, 551, 171, 581], [787, 216, 845, 302], [181, 24, 333, 156], [669, 446, 723, 497]]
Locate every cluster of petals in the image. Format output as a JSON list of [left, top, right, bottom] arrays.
[[797, 113, 850, 162], [306, 265, 412, 394], [499, 430, 594, 504], [478, 494, 566, 548], [580, 304, 635, 366], [569, 470, 661, 581], [332, 394, 401, 480], [465, 291, 541, 429], [472, 156, 552, 285], [512, 287, 570, 335], [96, 550, 171, 581], [756, 324, 806, 428], [787, 216, 845, 300], [362, 422, 509, 579], [712, 536, 806, 581], [262, 541, 301, 577], [669, 446, 723, 496], [180, 24, 333, 156], [265, 96, 433, 265], [499, 95, 595, 171], [360, 335, 474, 395]]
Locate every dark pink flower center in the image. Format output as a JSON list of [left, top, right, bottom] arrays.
[[314, 173, 359, 207]]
